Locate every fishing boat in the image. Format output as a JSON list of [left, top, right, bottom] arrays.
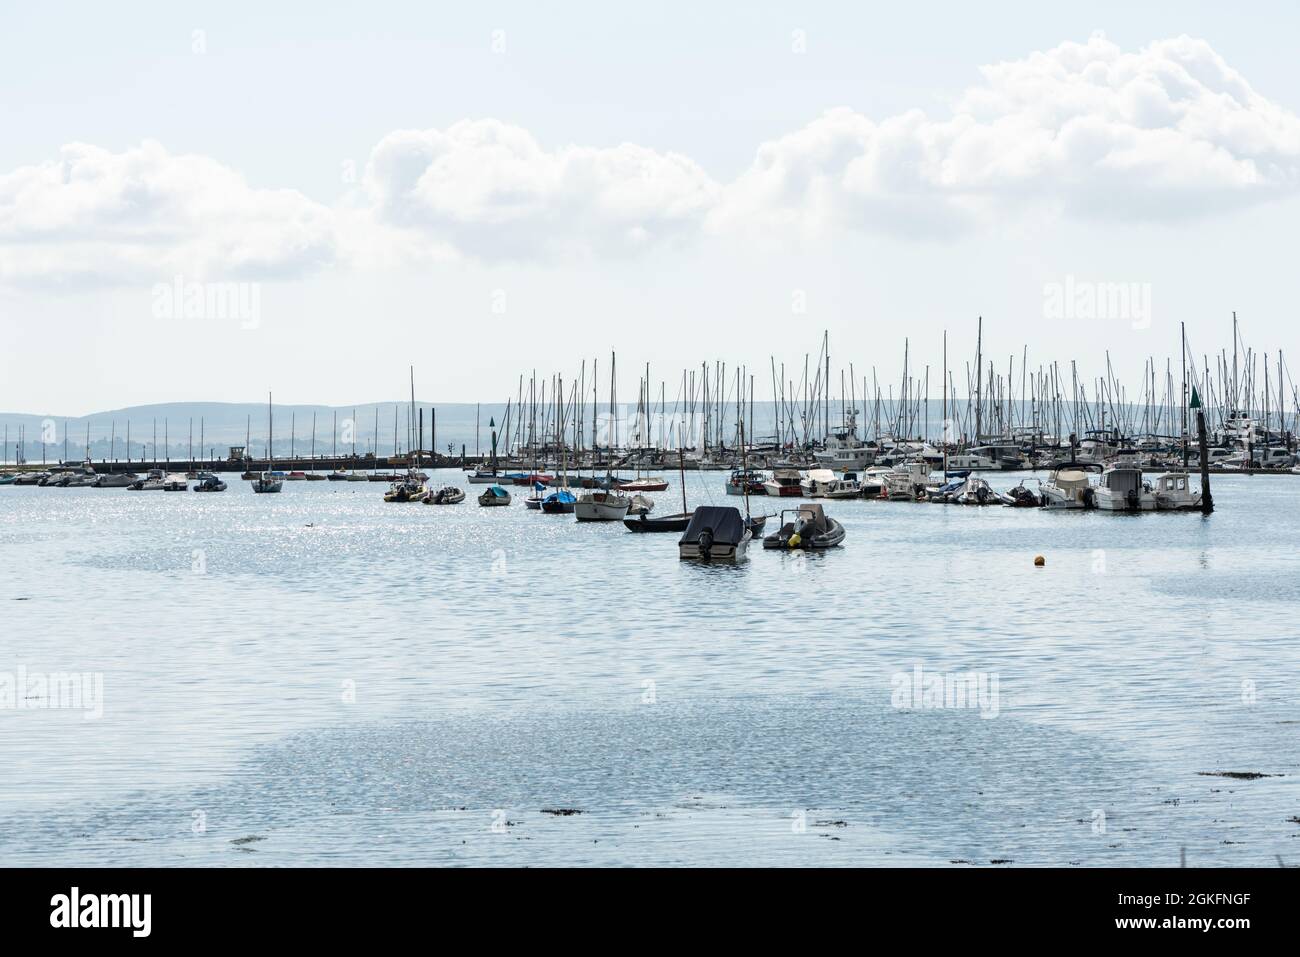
[[1094, 467, 1156, 512], [762, 468, 804, 497], [724, 468, 766, 496], [762, 503, 846, 550], [477, 485, 512, 506], [192, 472, 228, 492], [678, 505, 751, 561], [1151, 472, 1202, 511], [424, 485, 465, 505], [1039, 466, 1098, 510]]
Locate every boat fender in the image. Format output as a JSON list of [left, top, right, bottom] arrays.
[[788, 532, 801, 549]]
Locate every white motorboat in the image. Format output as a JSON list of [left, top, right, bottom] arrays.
[[575, 489, 630, 521], [1094, 467, 1156, 511], [880, 461, 931, 501], [1152, 472, 1202, 511], [946, 451, 997, 471], [859, 466, 893, 497], [814, 411, 876, 470], [162, 472, 189, 491], [130, 468, 168, 491], [1039, 467, 1096, 510], [800, 468, 837, 496]]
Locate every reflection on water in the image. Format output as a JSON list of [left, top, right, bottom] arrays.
[[1, 469, 1296, 865]]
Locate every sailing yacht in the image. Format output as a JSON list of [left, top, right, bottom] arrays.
[[253, 393, 284, 493]]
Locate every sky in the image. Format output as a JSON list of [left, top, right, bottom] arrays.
[[2, 1, 1300, 415]]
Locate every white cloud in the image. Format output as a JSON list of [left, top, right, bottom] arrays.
[[0, 141, 336, 288], [362, 119, 720, 260], [2, 33, 1298, 287], [712, 32, 1300, 237]]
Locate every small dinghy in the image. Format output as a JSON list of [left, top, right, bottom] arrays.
[[1001, 482, 1041, 507], [618, 477, 668, 493], [524, 481, 547, 510], [762, 503, 845, 550], [477, 485, 512, 506], [540, 488, 577, 514], [678, 505, 752, 561], [424, 485, 466, 505]]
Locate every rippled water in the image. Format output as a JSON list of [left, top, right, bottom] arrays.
[[1, 469, 1297, 866]]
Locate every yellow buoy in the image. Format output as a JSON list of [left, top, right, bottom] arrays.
[[1033, 555, 1045, 567], [788, 533, 801, 549]]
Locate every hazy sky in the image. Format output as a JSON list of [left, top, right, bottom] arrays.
[[3, 1, 1299, 415]]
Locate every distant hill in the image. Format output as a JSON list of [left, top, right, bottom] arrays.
[[0, 402, 514, 463]]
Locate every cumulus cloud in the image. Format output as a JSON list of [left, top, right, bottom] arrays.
[[2, 33, 1298, 286], [711, 33, 1300, 237], [361, 119, 720, 260], [0, 140, 336, 288]]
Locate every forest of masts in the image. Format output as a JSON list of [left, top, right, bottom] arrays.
[[494, 316, 1300, 459]]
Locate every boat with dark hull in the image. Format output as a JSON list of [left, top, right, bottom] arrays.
[[678, 505, 751, 561], [762, 504, 845, 550]]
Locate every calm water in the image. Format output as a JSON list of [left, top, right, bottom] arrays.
[[1, 468, 1297, 866]]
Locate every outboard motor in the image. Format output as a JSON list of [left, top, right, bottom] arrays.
[[698, 526, 714, 559], [1125, 488, 1139, 510]]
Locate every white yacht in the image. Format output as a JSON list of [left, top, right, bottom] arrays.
[[1094, 467, 1156, 511], [881, 460, 931, 501], [800, 468, 837, 496], [814, 411, 876, 471]]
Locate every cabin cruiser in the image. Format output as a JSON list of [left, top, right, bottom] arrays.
[[725, 468, 766, 496], [678, 505, 751, 561], [817, 477, 862, 499], [762, 468, 804, 498], [1094, 467, 1155, 511], [574, 489, 630, 521], [762, 503, 845, 550], [162, 473, 189, 491], [1151, 472, 1201, 511], [1038, 466, 1096, 510]]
